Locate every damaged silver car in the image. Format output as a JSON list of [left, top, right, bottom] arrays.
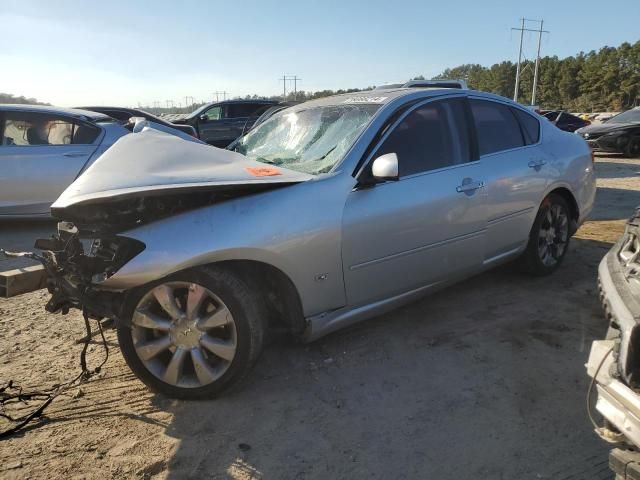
[[34, 88, 595, 398], [587, 209, 640, 477]]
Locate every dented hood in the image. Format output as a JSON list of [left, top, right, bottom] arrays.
[[52, 129, 313, 209]]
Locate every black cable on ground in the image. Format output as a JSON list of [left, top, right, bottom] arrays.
[[0, 309, 109, 439]]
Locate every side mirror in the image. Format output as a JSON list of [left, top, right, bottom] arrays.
[[199, 114, 208, 123], [371, 153, 399, 181]]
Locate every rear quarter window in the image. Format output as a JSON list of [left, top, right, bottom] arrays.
[[469, 99, 524, 155], [511, 108, 540, 145]]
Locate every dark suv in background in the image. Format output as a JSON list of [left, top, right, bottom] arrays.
[[171, 100, 276, 147]]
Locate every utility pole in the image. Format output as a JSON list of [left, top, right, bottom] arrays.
[[212, 91, 227, 102], [511, 18, 549, 104], [531, 19, 544, 106], [280, 75, 300, 100], [512, 18, 525, 102], [291, 75, 301, 100]]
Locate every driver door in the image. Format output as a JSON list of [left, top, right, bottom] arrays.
[[341, 97, 487, 306]]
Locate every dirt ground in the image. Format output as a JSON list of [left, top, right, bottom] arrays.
[[1, 154, 639, 479]]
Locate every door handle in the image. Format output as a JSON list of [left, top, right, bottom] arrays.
[[528, 159, 547, 168], [456, 180, 485, 193], [63, 152, 89, 158]]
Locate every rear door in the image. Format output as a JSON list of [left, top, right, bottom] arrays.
[[0, 111, 101, 215], [469, 98, 547, 262], [342, 96, 487, 306]]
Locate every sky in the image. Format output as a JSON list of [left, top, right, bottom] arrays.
[[1, 0, 638, 108]]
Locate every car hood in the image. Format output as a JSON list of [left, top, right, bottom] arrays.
[[52, 129, 313, 209], [576, 122, 639, 135]]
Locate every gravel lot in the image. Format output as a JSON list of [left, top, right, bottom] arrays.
[[1, 154, 638, 479]]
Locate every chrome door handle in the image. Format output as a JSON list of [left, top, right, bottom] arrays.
[[528, 159, 546, 168], [456, 181, 485, 193], [63, 152, 89, 158]]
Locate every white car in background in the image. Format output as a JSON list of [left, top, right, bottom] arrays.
[[0, 105, 129, 217]]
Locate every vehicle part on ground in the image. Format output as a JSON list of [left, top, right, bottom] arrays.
[[0, 307, 109, 438], [30, 88, 594, 397]]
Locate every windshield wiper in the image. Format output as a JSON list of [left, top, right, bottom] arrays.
[[307, 146, 337, 163]]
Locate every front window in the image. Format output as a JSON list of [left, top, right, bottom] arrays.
[[234, 104, 380, 175], [608, 109, 640, 124]]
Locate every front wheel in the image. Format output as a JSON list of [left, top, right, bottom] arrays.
[[117, 267, 266, 399], [519, 194, 571, 276]]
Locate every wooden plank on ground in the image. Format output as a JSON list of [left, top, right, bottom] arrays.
[[0, 265, 47, 298]]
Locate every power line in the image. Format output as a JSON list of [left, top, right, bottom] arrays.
[[279, 75, 301, 100]]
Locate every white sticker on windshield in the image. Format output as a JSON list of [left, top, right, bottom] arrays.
[[343, 96, 388, 104]]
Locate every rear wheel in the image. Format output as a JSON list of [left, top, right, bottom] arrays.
[[117, 267, 265, 399], [519, 194, 571, 276]]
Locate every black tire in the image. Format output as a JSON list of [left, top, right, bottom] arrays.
[[519, 193, 571, 276], [117, 266, 266, 399], [624, 137, 640, 158]]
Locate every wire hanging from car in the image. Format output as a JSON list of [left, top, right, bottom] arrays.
[[0, 308, 109, 439]]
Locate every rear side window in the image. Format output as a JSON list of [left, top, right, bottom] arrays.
[[73, 122, 100, 144], [227, 103, 270, 118], [375, 98, 472, 177], [512, 108, 540, 144], [469, 99, 524, 155]]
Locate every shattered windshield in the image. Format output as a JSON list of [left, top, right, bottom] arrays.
[[234, 104, 380, 175], [608, 108, 640, 124]]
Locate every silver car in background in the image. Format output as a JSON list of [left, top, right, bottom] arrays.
[[0, 105, 129, 217], [35, 88, 596, 398]]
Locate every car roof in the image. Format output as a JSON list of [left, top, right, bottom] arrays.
[[0, 104, 112, 122], [293, 87, 512, 110]]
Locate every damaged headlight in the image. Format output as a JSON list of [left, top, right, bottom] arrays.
[[35, 222, 146, 285]]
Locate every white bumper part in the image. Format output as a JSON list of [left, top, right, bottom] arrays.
[[587, 339, 640, 447]]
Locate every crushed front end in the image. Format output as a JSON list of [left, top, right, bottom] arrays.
[[33, 221, 145, 321], [587, 209, 640, 477]]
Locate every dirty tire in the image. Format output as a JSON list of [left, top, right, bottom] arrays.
[[625, 137, 640, 158], [519, 193, 571, 276], [117, 266, 266, 399]]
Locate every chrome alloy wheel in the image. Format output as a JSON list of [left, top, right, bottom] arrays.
[[131, 282, 237, 388], [537, 204, 569, 267]]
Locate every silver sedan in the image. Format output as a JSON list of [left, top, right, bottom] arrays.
[[0, 104, 129, 217], [36, 88, 596, 398]]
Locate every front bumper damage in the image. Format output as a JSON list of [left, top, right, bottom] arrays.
[[587, 211, 640, 477], [29, 222, 145, 322]]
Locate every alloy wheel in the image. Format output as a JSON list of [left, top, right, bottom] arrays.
[[537, 204, 569, 267], [131, 281, 237, 388]]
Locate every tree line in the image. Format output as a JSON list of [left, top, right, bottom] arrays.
[[431, 40, 639, 111], [280, 41, 639, 111]]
